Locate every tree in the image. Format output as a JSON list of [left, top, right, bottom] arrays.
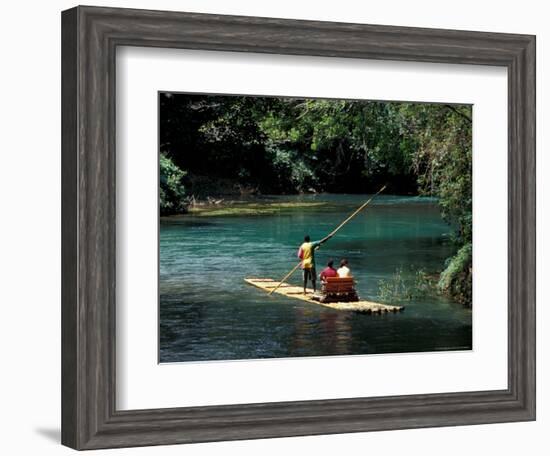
[[160, 152, 187, 216], [401, 103, 472, 304]]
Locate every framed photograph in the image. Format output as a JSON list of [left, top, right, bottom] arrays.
[[61, 5, 535, 450]]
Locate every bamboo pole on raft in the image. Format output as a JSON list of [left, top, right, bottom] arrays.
[[268, 185, 387, 295]]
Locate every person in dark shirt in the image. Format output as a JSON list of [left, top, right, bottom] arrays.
[[320, 259, 338, 282]]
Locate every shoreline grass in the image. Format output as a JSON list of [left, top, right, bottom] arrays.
[[181, 201, 328, 217]]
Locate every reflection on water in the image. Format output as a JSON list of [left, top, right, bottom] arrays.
[[159, 194, 472, 362]]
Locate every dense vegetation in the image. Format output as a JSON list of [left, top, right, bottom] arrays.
[[159, 93, 472, 305]]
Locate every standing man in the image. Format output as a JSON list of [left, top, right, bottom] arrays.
[[298, 233, 333, 294]]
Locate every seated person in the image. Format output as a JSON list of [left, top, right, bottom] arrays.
[[319, 259, 338, 282], [337, 259, 352, 278]]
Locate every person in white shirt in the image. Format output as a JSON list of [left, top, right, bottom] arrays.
[[337, 258, 352, 278]]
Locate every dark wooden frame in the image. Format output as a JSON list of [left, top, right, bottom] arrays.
[[61, 5, 536, 450]]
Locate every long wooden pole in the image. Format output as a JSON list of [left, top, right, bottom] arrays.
[[267, 262, 303, 295], [326, 185, 386, 238], [268, 185, 386, 295]]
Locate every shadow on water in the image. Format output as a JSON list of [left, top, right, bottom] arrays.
[[159, 194, 472, 362]]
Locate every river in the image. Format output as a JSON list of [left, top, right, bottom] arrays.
[[159, 194, 472, 362]]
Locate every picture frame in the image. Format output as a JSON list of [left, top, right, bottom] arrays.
[[61, 5, 535, 450]]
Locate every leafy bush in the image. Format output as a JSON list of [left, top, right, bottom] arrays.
[[160, 152, 187, 215], [267, 145, 318, 193], [377, 267, 436, 304], [378, 267, 411, 303], [438, 243, 472, 306]]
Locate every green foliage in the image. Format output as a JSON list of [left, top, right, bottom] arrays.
[[400, 104, 472, 305], [413, 269, 437, 296], [377, 267, 436, 304], [378, 267, 411, 303], [266, 145, 318, 192], [438, 243, 472, 306], [404, 104, 472, 245], [160, 152, 187, 215]]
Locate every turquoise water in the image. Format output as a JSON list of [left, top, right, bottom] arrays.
[[159, 194, 472, 362]]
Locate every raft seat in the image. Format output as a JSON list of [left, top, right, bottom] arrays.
[[320, 277, 359, 303], [322, 277, 355, 293]]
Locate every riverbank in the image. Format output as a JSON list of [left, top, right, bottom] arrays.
[[161, 192, 434, 218], [165, 198, 329, 218]]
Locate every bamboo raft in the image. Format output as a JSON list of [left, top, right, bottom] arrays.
[[245, 278, 404, 314]]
